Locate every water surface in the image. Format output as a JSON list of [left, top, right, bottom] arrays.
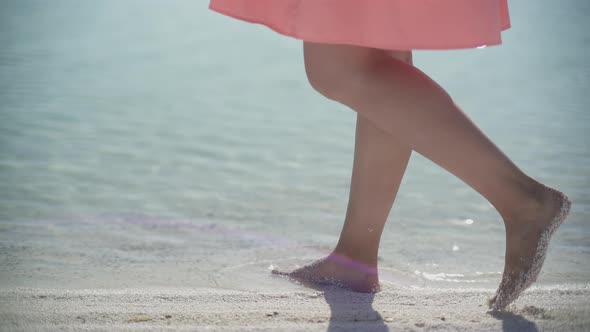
[[0, 0, 588, 290]]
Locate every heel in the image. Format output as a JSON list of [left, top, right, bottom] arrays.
[[549, 192, 571, 236]]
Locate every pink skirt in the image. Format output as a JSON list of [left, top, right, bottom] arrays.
[[209, 0, 511, 50]]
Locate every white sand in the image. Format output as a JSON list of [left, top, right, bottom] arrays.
[[1, 284, 589, 331]]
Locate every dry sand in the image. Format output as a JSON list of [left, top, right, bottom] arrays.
[[1, 284, 589, 332]]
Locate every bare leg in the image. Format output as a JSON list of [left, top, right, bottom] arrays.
[[291, 42, 571, 309], [274, 52, 413, 292], [335, 51, 414, 266], [335, 113, 412, 267]]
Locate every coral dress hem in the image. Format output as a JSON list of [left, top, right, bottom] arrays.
[[209, 0, 511, 51]]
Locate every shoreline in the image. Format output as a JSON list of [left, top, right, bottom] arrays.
[[2, 284, 589, 331]]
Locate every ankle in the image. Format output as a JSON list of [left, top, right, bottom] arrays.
[[327, 252, 379, 275], [501, 179, 548, 224], [332, 245, 379, 267]]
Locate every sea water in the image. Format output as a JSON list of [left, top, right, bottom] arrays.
[[0, 0, 588, 290]]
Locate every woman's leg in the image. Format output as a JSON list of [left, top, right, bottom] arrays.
[[274, 52, 414, 293], [298, 42, 570, 309], [334, 51, 413, 267], [334, 112, 411, 268]]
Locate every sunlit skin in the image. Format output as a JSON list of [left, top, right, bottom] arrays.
[[273, 43, 571, 310]]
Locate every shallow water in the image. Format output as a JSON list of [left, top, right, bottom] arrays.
[[0, 0, 589, 290]]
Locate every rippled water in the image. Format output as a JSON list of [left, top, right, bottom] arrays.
[[0, 0, 589, 289]]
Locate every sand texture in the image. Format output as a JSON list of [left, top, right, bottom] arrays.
[[1, 285, 589, 332]]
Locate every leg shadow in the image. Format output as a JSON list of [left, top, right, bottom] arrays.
[[271, 268, 388, 331], [488, 310, 538, 332], [321, 286, 389, 332]]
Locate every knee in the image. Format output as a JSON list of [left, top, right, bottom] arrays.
[[303, 57, 349, 102], [304, 62, 335, 101], [303, 42, 412, 104], [303, 42, 375, 103]]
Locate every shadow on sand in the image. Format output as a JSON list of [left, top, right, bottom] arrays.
[[488, 310, 538, 332], [271, 268, 388, 331], [321, 290, 539, 332], [322, 287, 389, 332], [273, 270, 539, 331], [285, 276, 388, 332]]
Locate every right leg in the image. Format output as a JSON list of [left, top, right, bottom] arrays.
[[302, 42, 571, 310], [303, 42, 543, 222]]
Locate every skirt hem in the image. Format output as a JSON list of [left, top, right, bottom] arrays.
[[209, 4, 510, 51]]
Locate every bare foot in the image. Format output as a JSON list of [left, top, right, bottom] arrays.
[[488, 185, 572, 311], [271, 253, 380, 293]]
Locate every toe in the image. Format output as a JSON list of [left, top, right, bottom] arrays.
[[491, 290, 508, 311], [490, 272, 518, 311]]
